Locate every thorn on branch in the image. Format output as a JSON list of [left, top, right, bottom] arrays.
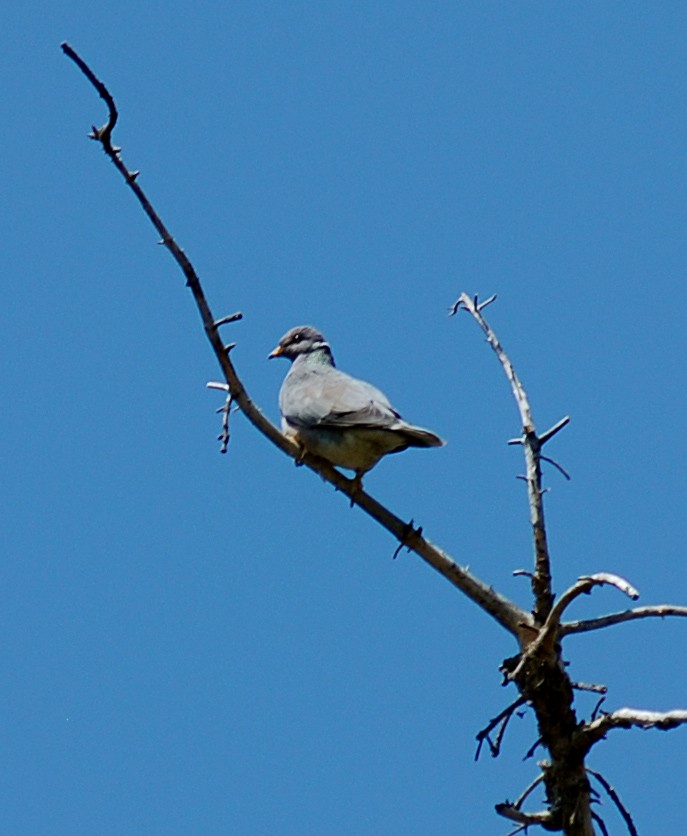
[[522, 736, 543, 760], [392, 520, 422, 559]]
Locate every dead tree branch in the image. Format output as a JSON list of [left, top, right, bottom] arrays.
[[452, 292, 568, 624], [586, 768, 638, 836], [561, 604, 687, 637], [495, 802, 555, 829], [61, 43, 531, 641], [578, 707, 687, 754], [475, 696, 528, 760], [509, 574, 639, 681]]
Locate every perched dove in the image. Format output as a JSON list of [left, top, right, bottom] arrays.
[[269, 325, 444, 488]]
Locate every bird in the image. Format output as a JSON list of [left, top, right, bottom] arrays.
[[268, 325, 444, 491]]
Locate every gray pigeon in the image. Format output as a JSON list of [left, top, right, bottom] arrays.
[[269, 325, 444, 488]]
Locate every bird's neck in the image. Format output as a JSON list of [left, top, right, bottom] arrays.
[[300, 346, 335, 368]]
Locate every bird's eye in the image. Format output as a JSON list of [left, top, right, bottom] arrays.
[[292, 333, 302, 342]]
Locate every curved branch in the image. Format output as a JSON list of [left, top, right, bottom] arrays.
[[549, 573, 639, 629], [561, 604, 687, 636], [586, 768, 638, 836], [509, 573, 639, 681], [62, 44, 531, 641]]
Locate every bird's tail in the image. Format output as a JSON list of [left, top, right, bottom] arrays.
[[399, 423, 445, 448]]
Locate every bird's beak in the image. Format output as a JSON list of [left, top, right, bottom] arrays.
[[268, 345, 283, 359]]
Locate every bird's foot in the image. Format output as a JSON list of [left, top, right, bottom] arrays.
[[348, 472, 365, 507], [292, 442, 307, 467]]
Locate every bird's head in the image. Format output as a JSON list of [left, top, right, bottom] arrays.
[[268, 325, 333, 363]]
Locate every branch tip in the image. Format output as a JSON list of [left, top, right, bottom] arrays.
[[539, 415, 571, 445], [213, 311, 244, 328]]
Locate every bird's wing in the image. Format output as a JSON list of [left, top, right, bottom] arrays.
[[281, 367, 401, 430]]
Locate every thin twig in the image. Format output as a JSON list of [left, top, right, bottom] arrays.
[[62, 44, 531, 641], [522, 737, 543, 761], [475, 696, 528, 760], [591, 810, 610, 836], [540, 455, 571, 481], [207, 382, 233, 453], [590, 696, 606, 722], [495, 803, 554, 828], [61, 42, 117, 144], [586, 768, 638, 836], [214, 311, 244, 327], [571, 681, 607, 695], [513, 773, 545, 809]]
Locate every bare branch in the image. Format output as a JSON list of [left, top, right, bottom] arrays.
[[590, 696, 606, 722], [571, 681, 607, 695], [522, 736, 543, 761], [453, 292, 559, 623], [561, 604, 687, 636], [513, 772, 545, 808], [539, 415, 571, 445], [586, 768, 638, 836], [591, 811, 610, 836], [213, 311, 244, 327], [586, 707, 687, 738], [453, 293, 534, 432], [63, 45, 532, 641], [576, 707, 687, 761], [495, 803, 554, 828], [475, 696, 528, 760], [552, 573, 639, 625], [61, 42, 117, 144], [207, 382, 233, 454]]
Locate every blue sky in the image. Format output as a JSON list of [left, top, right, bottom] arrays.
[[3, 3, 687, 833]]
